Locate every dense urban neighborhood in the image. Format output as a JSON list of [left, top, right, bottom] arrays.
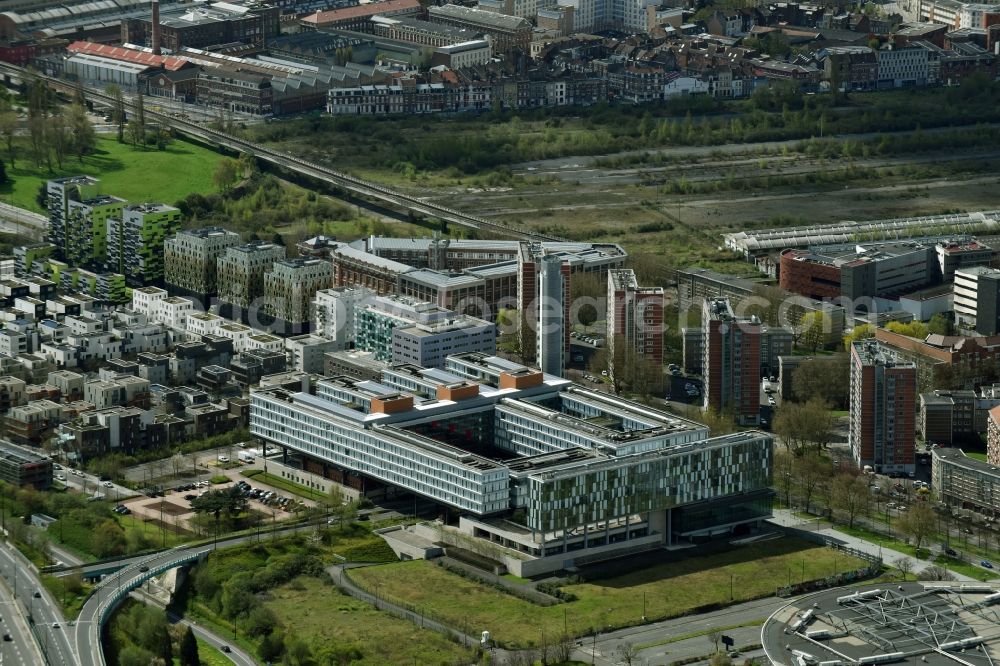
[[0, 0, 995, 664]]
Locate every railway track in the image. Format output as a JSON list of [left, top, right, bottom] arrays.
[[0, 62, 563, 242]]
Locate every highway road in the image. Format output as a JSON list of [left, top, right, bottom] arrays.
[[0, 543, 76, 666], [0, 568, 46, 665], [72, 519, 328, 666]]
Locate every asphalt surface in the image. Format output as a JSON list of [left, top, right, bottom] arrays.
[[58, 467, 133, 504], [0, 569, 45, 665], [73, 520, 325, 666], [0, 543, 76, 666], [131, 588, 254, 666], [572, 595, 782, 665]]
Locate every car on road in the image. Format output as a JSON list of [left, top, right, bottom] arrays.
[[982, 560, 994, 569], [33, 591, 40, 598], [55, 474, 66, 481], [221, 646, 231, 653], [51, 623, 59, 629], [139, 565, 149, 572], [102, 481, 114, 488], [945, 548, 958, 557], [72, 469, 83, 477], [3, 633, 10, 641]]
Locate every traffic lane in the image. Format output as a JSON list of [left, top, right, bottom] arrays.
[[0, 545, 76, 666], [0, 585, 44, 665]]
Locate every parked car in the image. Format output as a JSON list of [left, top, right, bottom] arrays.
[[945, 548, 958, 557], [102, 481, 114, 488], [981, 560, 994, 569]]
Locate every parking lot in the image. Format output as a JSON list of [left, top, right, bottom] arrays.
[[122, 477, 299, 532]]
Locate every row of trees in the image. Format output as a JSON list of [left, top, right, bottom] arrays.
[[15, 81, 96, 171], [775, 450, 938, 545]]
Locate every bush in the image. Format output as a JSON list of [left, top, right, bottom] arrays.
[[209, 475, 229, 485]]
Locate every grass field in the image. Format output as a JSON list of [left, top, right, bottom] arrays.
[[242, 469, 325, 501], [265, 575, 477, 666], [350, 538, 868, 648], [0, 136, 222, 213], [118, 513, 190, 549]]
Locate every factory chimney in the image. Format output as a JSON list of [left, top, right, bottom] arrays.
[[151, 0, 161, 55]]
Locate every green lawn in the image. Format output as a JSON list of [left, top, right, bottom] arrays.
[[0, 136, 222, 213], [963, 450, 988, 462], [350, 538, 868, 648], [265, 575, 477, 666], [242, 470, 325, 501], [118, 513, 191, 549]]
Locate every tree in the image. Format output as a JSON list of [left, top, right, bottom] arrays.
[[0, 106, 17, 167], [831, 473, 868, 527], [710, 653, 734, 666], [799, 311, 830, 353], [707, 630, 722, 653], [894, 556, 913, 582], [259, 630, 285, 662], [190, 486, 248, 536], [105, 84, 126, 143], [897, 502, 936, 552], [68, 101, 95, 162], [791, 355, 849, 409], [794, 452, 828, 514], [928, 313, 954, 336], [238, 151, 258, 179], [843, 323, 875, 351], [179, 626, 200, 666], [774, 449, 795, 507], [93, 519, 127, 557], [773, 400, 833, 454], [918, 565, 956, 581], [213, 158, 238, 193], [570, 270, 605, 329], [48, 110, 71, 169], [700, 406, 736, 436], [886, 320, 929, 339], [615, 642, 639, 666]]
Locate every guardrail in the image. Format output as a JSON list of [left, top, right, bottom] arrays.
[[84, 552, 206, 666]]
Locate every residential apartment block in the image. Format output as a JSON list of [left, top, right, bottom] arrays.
[[263, 258, 333, 335], [106, 203, 181, 286], [46, 176, 126, 268], [216, 241, 287, 320], [849, 342, 917, 474], [164, 227, 241, 301], [702, 298, 761, 426], [932, 447, 999, 517], [607, 269, 664, 370]]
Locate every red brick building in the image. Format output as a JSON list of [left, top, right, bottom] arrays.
[[702, 298, 761, 426], [779, 248, 843, 300], [850, 341, 917, 474]]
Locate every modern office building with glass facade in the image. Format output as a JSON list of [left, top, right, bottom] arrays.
[[251, 353, 773, 574]]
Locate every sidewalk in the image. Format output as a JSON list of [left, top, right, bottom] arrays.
[[770, 509, 980, 582]]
